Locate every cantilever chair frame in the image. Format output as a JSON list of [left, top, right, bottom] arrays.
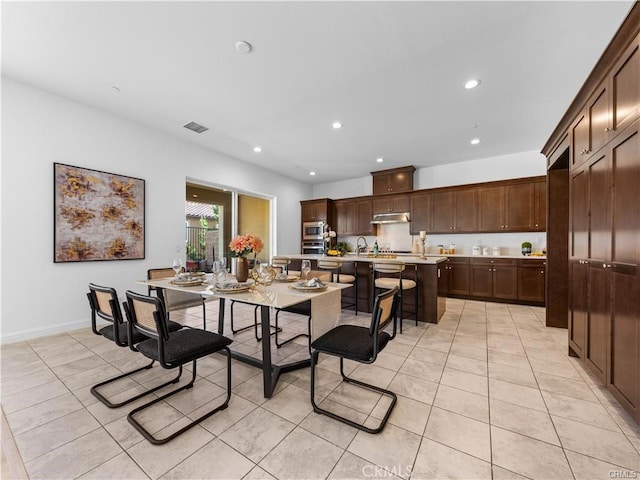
[[123, 290, 232, 445], [87, 283, 182, 408], [310, 286, 400, 434]]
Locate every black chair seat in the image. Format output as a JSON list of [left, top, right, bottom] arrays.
[[137, 329, 232, 365], [311, 325, 390, 362], [99, 320, 182, 345]]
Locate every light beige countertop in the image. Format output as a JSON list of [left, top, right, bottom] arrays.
[[281, 253, 545, 263], [282, 253, 448, 264], [441, 254, 546, 260]]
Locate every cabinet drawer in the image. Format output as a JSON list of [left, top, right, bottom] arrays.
[[470, 258, 517, 266], [446, 257, 470, 265], [518, 259, 546, 268]]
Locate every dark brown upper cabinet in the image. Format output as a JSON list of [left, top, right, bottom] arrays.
[[371, 166, 415, 195], [372, 195, 410, 214], [429, 188, 477, 233], [300, 199, 330, 222], [477, 180, 543, 232]]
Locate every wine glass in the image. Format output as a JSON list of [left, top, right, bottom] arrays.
[[301, 260, 311, 282], [172, 258, 182, 277]]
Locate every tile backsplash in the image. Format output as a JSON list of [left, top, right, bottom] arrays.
[[340, 223, 546, 256]]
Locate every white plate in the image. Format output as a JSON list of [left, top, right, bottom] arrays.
[[170, 279, 206, 287], [214, 283, 251, 294], [274, 275, 299, 283], [289, 283, 328, 291]]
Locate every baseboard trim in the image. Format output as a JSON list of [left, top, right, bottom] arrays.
[[1, 319, 88, 345]]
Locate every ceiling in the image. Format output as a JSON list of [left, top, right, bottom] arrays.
[[2, 1, 634, 184]]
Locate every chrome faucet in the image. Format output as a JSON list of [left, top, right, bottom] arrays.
[[356, 236, 368, 255]]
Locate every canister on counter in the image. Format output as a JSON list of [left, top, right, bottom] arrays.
[[450, 243, 456, 254], [437, 245, 444, 254]]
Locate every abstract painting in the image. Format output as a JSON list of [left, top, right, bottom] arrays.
[[54, 163, 145, 262]]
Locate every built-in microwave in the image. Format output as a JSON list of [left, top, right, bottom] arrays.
[[302, 221, 324, 241], [301, 241, 325, 255]]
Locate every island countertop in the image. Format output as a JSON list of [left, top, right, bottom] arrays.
[[281, 253, 448, 264]]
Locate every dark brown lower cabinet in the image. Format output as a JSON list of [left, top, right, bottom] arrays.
[[446, 258, 470, 296], [610, 265, 639, 415], [568, 260, 588, 358], [517, 259, 546, 303], [586, 263, 609, 383], [470, 258, 518, 301]]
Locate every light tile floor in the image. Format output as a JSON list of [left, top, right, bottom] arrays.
[[2, 298, 639, 479]]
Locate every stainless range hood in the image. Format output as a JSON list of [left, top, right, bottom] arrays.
[[370, 212, 411, 224]]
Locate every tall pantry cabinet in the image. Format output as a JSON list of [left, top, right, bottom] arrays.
[[544, 6, 640, 423]]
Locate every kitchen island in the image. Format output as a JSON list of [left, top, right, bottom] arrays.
[[281, 254, 448, 324]]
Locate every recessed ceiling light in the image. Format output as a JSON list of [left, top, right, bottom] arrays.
[[470, 138, 480, 145], [235, 41, 252, 54], [332, 121, 342, 129], [309, 171, 316, 176], [253, 146, 262, 153], [111, 86, 120, 92], [465, 79, 481, 89], [376, 157, 384, 163]]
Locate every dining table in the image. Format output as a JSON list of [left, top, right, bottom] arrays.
[[138, 276, 351, 398]]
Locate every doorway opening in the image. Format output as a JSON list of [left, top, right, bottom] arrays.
[[185, 182, 273, 272], [547, 145, 569, 328]]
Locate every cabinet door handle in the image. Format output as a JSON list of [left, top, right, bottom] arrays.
[[540, 270, 545, 274], [604, 127, 614, 132]]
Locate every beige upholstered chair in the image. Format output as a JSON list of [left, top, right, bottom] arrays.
[[317, 258, 358, 314], [147, 267, 209, 330], [272, 256, 300, 278], [372, 261, 418, 333]]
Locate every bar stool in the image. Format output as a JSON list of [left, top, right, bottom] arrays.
[[317, 258, 358, 314], [272, 256, 300, 278], [371, 261, 418, 333]]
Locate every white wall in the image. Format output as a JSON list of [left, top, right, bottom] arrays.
[[1, 78, 311, 343], [313, 150, 547, 198]]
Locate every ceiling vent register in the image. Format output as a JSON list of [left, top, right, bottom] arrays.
[[183, 121, 209, 134]]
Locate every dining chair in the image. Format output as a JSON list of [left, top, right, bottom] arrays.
[[87, 283, 182, 408], [317, 258, 358, 314], [123, 290, 233, 445], [147, 267, 209, 330], [272, 263, 331, 349], [371, 261, 418, 333], [310, 286, 400, 433], [272, 255, 291, 276]]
